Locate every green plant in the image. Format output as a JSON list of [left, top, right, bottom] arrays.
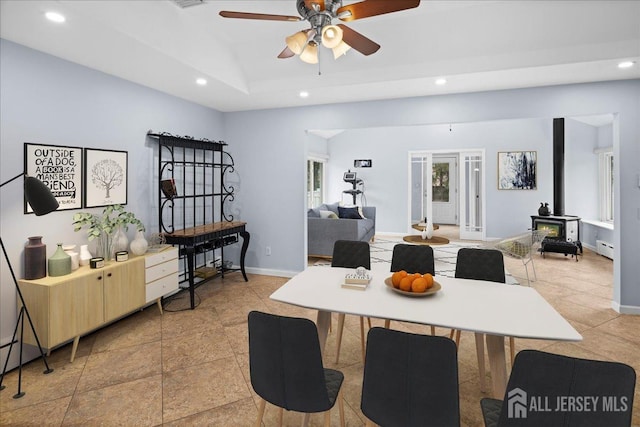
[[72, 204, 145, 240]]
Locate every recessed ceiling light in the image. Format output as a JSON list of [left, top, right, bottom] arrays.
[[435, 78, 447, 86], [45, 12, 66, 23], [618, 61, 635, 69], [299, 91, 310, 98], [196, 78, 207, 86]]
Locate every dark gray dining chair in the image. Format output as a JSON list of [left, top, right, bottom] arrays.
[[386, 243, 436, 332], [361, 327, 460, 427], [390, 243, 435, 276], [450, 247, 510, 393], [481, 349, 636, 427], [332, 240, 371, 363], [450, 248, 507, 345], [248, 311, 345, 427]]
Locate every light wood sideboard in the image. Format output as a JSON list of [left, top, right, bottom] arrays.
[[18, 248, 179, 362]]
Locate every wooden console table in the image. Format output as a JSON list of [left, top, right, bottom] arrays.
[[18, 248, 179, 362], [164, 221, 250, 309]]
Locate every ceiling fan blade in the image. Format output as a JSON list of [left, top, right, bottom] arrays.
[[337, 24, 380, 56], [337, 0, 420, 22], [278, 46, 295, 59], [219, 11, 302, 22]]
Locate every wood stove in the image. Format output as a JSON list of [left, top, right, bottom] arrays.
[[531, 215, 580, 242], [531, 215, 582, 260]]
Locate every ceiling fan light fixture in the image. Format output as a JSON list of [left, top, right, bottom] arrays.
[[321, 25, 343, 49], [286, 31, 309, 55], [300, 42, 319, 64], [332, 40, 351, 59]]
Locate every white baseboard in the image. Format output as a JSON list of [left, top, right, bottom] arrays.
[[374, 232, 406, 238], [244, 267, 299, 279], [611, 301, 640, 315]]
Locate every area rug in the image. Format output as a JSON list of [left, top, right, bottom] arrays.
[[312, 236, 519, 285]]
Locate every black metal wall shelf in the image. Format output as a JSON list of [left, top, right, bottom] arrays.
[[148, 131, 249, 309]]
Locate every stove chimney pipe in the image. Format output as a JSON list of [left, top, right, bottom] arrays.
[[553, 118, 565, 216]]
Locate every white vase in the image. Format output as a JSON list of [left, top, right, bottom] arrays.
[[79, 244, 92, 266], [425, 220, 434, 239], [112, 225, 129, 254], [69, 252, 80, 270], [130, 230, 149, 256], [421, 227, 428, 240], [63, 245, 79, 270]]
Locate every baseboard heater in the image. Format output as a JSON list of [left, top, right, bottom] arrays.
[[596, 240, 614, 259]]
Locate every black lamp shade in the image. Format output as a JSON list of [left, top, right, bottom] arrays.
[[24, 176, 59, 216]]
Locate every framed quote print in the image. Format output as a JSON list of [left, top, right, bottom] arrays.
[[84, 148, 128, 207], [24, 143, 83, 213]]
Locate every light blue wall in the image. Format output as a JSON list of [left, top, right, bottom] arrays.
[[565, 119, 599, 223], [0, 40, 225, 365], [307, 134, 329, 157], [324, 118, 554, 237]]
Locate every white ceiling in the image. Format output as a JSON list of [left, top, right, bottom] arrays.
[[1, 0, 639, 112]]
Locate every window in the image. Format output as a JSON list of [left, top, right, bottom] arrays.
[[598, 149, 614, 222], [432, 162, 450, 202], [307, 157, 326, 208]]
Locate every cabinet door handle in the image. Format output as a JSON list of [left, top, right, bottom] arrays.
[[97, 276, 102, 280], [107, 273, 112, 277]]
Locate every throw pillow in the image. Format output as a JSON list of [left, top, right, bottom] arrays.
[[338, 206, 364, 219], [307, 208, 321, 218], [328, 212, 338, 219], [319, 210, 334, 219], [325, 202, 340, 215]]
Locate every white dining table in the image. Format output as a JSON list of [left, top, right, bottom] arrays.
[[270, 263, 582, 399]]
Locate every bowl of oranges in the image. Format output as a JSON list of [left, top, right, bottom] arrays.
[[384, 270, 441, 297]]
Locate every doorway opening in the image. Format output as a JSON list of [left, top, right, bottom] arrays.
[[409, 150, 485, 241]]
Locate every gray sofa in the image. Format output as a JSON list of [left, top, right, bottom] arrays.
[[308, 203, 376, 257]]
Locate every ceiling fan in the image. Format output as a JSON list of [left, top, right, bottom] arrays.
[[219, 0, 421, 64]]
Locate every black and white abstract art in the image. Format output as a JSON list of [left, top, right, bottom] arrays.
[[498, 151, 537, 190]]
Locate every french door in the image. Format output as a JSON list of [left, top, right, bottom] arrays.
[[459, 151, 485, 240]]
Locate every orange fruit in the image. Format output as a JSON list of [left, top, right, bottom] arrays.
[[391, 270, 407, 288], [399, 277, 413, 292], [411, 277, 428, 293], [423, 273, 434, 289]]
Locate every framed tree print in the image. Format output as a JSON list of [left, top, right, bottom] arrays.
[[24, 142, 83, 213], [497, 151, 537, 190], [84, 148, 128, 207]]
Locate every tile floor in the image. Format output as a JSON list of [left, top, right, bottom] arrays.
[[1, 230, 638, 426]]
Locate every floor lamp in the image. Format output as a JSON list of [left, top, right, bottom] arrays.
[[0, 173, 58, 398]]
